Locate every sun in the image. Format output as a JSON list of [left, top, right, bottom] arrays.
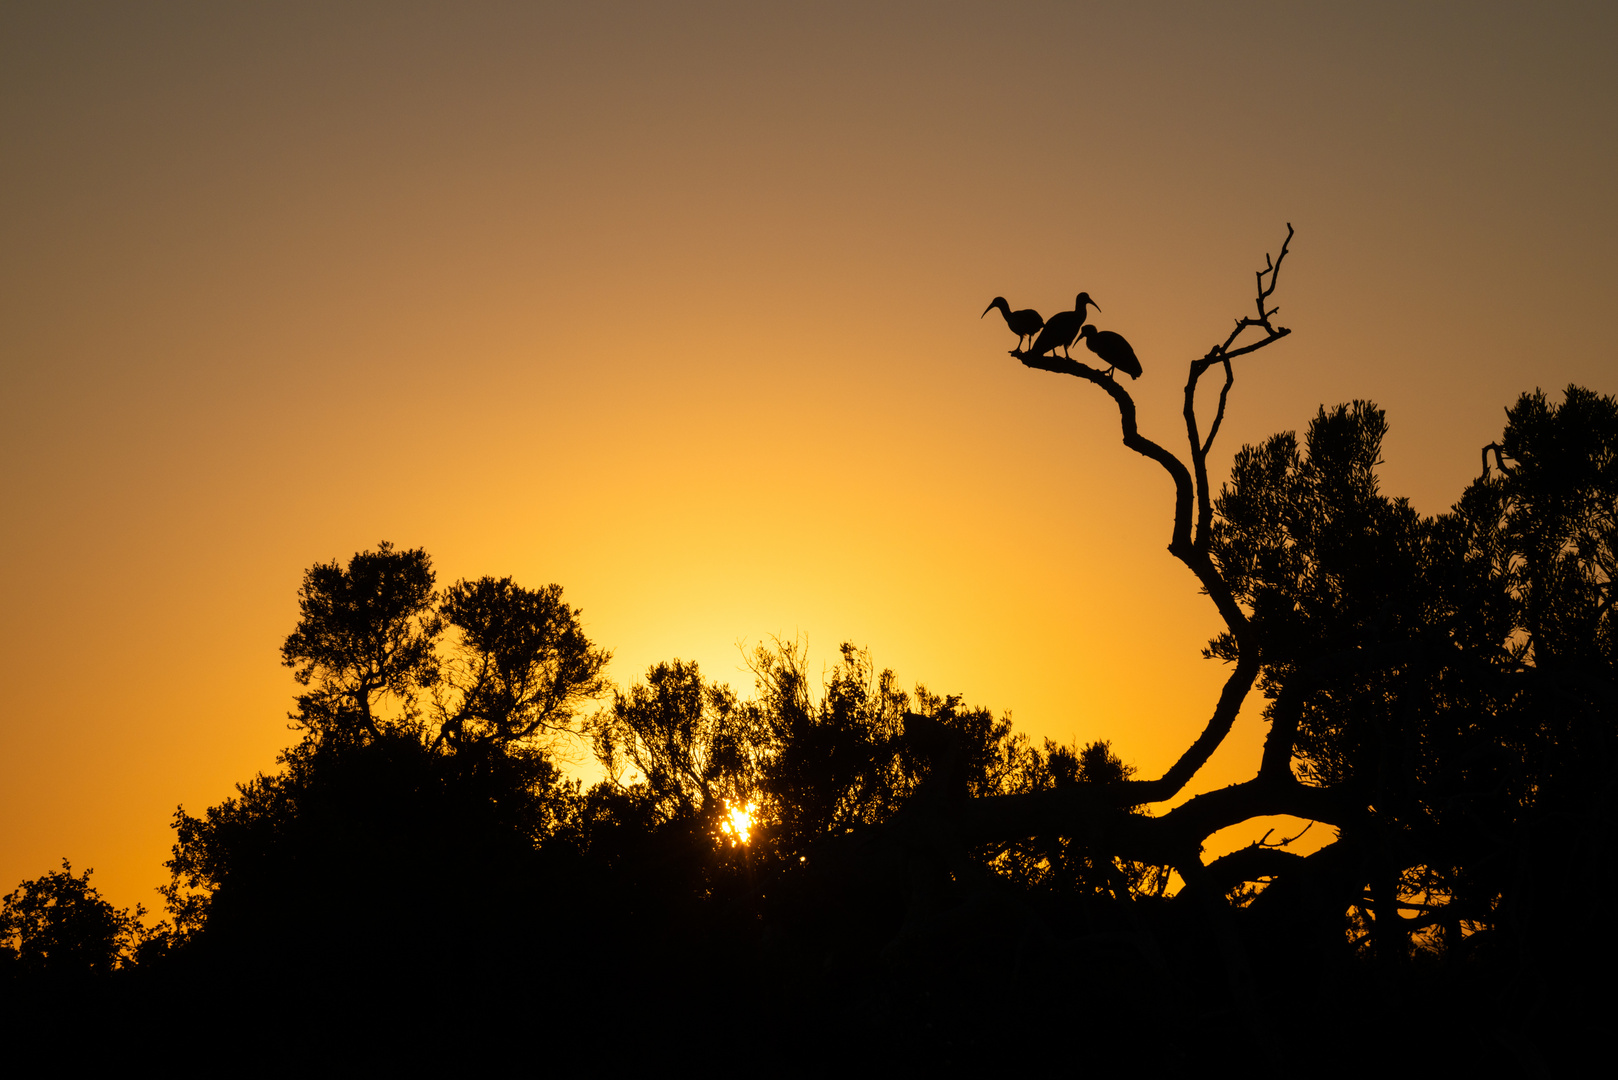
[[719, 799, 757, 845]]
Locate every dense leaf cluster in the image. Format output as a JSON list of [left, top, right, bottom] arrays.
[[1203, 389, 1616, 975], [279, 543, 608, 749], [0, 862, 148, 980]]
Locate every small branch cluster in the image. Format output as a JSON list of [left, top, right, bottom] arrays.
[[1199, 222, 1294, 371], [1186, 224, 1295, 556]]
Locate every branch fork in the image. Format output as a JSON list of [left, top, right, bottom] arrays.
[[919, 226, 1305, 885]]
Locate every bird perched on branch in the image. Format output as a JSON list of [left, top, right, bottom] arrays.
[[1025, 292, 1100, 360], [1078, 324, 1142, 379], [981, 297, 1044, 353]]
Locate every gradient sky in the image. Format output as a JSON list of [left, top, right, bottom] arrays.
[[3, 2, 1614, 913]]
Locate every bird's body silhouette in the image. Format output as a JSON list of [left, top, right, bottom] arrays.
[[1078, 324, 1142, 379], [1025, 292, 1100, 359], [981, 297, 1044, 352]]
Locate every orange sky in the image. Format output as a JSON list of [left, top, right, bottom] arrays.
[[3, 2, 1614, 913]]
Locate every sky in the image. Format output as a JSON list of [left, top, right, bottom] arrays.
[[3, 1, 1614, 914]]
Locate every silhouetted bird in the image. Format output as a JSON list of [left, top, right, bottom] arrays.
[[1078, 324, 1142, 379], [981, 297, 1044, 353], [1025, 292, 1100, 359]]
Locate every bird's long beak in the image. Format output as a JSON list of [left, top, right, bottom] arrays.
[[980, 304, 994, 318], [1091, 300, 1102, 312]]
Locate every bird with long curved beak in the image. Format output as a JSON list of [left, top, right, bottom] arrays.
[[981, 297, 1045, 354], [1025, 292, 1100, 359], [1078, 323, 1142, 379]]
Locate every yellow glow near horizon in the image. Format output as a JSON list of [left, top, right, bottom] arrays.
[[1, 4, 1614, 913]]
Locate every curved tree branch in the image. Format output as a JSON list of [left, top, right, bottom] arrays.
[[1011, 349, 1266, 801], [887, 226, 1310, 926], [1013, 352, 1194, 550], [1003, 227, 1296, 805]]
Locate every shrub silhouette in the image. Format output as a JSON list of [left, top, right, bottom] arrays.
[[1, 861, 146, 980]]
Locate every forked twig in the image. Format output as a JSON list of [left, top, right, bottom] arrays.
[[1185, 225, 1296, 552], [1198, 222, 1295, 372], [1480, 441, 1508, 478]]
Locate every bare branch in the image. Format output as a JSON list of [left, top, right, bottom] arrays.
[[944, 229, 1316, 891], [1261, 820, 1315, 848], [1013, 350, 1194, 550], [1196, 223, 1294, 373], [1480, 441, 1507, 478], [1187, 225, 1297, 557], [1203, 845, 1308, 891], [1201, 358, 1236, 459], [1011, 349, 1261, 802], [1006, 228, 1298, 805]]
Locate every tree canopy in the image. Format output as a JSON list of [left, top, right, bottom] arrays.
[[7, 231, 1613, 1070], [0, 861, 146, 980], [280, 543, 608, 750]]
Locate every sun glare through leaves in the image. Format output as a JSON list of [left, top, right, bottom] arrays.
[[719, 800, 757, 845]]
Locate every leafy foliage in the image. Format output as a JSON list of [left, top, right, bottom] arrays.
[[434, 576, 609, 749], [16, 385, 1614, 1070], [1, 861, 147, 978], [281, 541, 442, 741], [591, 658, 760, 826], [1207, 388, 1618, 957], [160, 731, 578, 969], [584, 639, 1134, 894], [987, 739, 1169, 897], [155, 544, 610, 948], [281, 542, 608, 751]]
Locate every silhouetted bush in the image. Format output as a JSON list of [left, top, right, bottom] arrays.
[[1, 860, 146, 980]]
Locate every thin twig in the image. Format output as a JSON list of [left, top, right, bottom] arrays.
[[1186, 225, 1295, 553], [1195, 222, 1295, 373], [1260, 820, 1314, 848]]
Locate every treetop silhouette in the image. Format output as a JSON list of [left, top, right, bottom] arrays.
[[951, 227, 1615, 1033], [7, 225, 1611, 1070], [1, 861, 150, 980], [280, 541, 608, 750]]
